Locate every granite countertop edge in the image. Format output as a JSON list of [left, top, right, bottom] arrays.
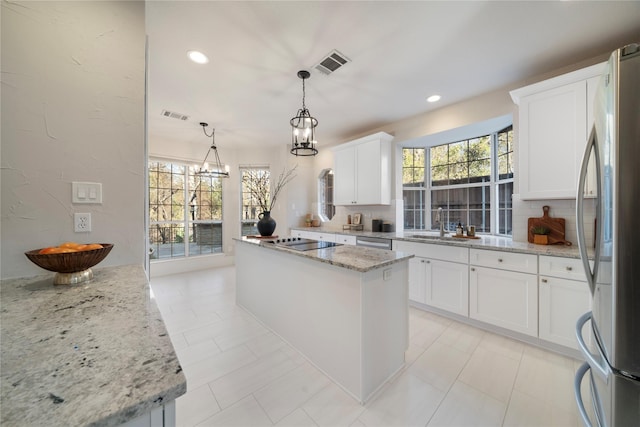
[[0, 264, 187, 427], [235, 238, 413, 273]]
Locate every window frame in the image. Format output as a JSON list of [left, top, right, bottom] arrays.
[[148, 158, 224, 260], [402, 125, 513, 236], [240, 166, 270, 237], [317, 168, 334, 221]]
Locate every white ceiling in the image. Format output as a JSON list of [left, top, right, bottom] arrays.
[[146, 1, 640, 154]]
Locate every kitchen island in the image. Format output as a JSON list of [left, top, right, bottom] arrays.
[[235, 238, 412, 404], [0, 264, 186, 427]]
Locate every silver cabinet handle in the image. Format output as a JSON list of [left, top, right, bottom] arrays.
[[566, 266, 573, 271], [498, 258, 503, 262], [541, 278, 548, 283], [470, 267, 476, 272], [426, 260, 430, 264]]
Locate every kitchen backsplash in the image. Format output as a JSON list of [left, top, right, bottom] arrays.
[[512, 195, 596, 247], [312, 196, 596, 248]]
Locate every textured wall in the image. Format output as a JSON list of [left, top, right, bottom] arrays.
[[1, 1, 146, 278]]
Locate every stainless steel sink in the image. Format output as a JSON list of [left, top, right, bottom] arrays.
[[409, 234, 471, 242]]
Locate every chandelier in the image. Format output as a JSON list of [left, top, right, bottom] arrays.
[[196, 122, 229, 178], [290, 70, 318, 156]]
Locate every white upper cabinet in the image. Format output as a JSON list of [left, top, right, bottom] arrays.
[[332, 132, 393, 205], [510, 63, 604, 200]]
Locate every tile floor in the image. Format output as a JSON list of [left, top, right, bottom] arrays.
[[150, 266, 590, 427]]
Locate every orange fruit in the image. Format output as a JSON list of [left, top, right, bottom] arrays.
[[59, 242, 82, 249], [77, 243, 103, 251], [38, 247, 77, 254]]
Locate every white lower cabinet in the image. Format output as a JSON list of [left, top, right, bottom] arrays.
[[335, 234, 357, 245], [469, 249, 538, 337], [394, 241, 469, 316], [538, 255, 592, 349]]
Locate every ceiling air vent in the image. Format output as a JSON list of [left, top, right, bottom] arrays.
[[314, 50, 350, 75], [161, 110, 190, 121]]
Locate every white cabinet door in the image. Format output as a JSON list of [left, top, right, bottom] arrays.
[[408, 257, 427, 304], [426, 259, 469, 316], [333, 146, 357, 205], [332, 132, 392, 205], [469, 266, 538, 336], [355, 139, 389, 205], [518, 80, 587, 199], [539, 276, 592, 349]]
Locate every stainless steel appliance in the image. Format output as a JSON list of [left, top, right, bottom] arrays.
[[575, 43, 640, 427], [355, 236, 392, 250], [271, 237, 341, 251]]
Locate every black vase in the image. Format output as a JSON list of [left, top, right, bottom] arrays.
[[257, 211, 276, 236]]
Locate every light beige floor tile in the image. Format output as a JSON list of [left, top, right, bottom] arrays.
[[513, 345, 578, 412], [477, 331, 524, 361], [182, 315, 253, 346], [409, 340, 471, 392], [404, 343, 428, 367], [176, 338, 222, 367], [253, 362, 331, 423], [214, 320, 270, 351], [209, 349, 300, 409], [435, 321, 484, 354], [503, 388, 579, 427], [169, 331, 189, 351], [245, 331, 289, 358], [275, 408, 317, 427], [427, 381, 507, 427], [458, 346, 520, 403], [196, 395, 273, 427], [175, 383, 221, 427], [184, 345, 257, 390], [357, 373, 445, 426], [302, 382, 366, 426]]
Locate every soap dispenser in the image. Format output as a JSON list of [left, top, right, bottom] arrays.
[[456, 222, 463, 236]]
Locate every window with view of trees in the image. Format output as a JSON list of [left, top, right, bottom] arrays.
[[241, 167, 270, 236], [402, 125, 513, 235], [149, 160, 223, 259]]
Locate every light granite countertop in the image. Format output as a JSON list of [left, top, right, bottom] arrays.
[[0, 264, 186, 427], [236, 237, 413, 273], [291, 227, 590, 259]]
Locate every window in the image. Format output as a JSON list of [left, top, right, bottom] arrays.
[[402, 125, 513, 236], [402, 148, 426, 229], [149, 160, 223, 259], [240, 167, 270, 236], [318, 169, 334, 221]]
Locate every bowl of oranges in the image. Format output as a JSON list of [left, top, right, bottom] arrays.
[[25, 242, 113, 285]]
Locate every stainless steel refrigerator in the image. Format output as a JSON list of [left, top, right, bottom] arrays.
[[575, 43, 640, 427]]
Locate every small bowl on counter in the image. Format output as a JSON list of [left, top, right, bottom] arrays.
[[24, 243, 114, 285]]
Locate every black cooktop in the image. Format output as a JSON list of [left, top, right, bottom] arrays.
[[271, 237, 341, 251]]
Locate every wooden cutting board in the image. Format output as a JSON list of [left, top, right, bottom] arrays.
[[527, 205, 572, 246]]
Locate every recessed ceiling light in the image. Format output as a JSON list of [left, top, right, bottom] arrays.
[[187, 50, 209, 64], [427, 95, 441, 103]]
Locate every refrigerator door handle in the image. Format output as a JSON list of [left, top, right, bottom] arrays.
[[574, 362, 595, 427], [576, 311, 611, 382], [576, 126, 601, 294]]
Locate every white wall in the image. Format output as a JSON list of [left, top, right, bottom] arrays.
[[1, 1, 146, 279]]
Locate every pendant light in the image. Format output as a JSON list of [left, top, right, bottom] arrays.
[[290, 70, 318, 156], [196, 122, 230, 177]]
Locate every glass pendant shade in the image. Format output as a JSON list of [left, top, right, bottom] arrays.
[[290, 70, 318, 156]]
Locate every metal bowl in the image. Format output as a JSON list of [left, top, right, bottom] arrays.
[[24, 244, 114, 284]]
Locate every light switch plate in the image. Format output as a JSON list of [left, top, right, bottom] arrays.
[[72, 182, 102, 204]]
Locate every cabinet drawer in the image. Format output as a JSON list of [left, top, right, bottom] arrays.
[[539, 255, 589, 281], [309, 232, 336, 243], [335, 234, 357, 245], [393, 240, 468, 263], [292, 229, 312, 239], [470, 249, 537, 274]]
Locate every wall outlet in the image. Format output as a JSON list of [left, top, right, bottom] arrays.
[[74, 213, 91, 232]]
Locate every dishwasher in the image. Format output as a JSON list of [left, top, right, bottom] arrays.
[[355, 236, 392, 250]]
